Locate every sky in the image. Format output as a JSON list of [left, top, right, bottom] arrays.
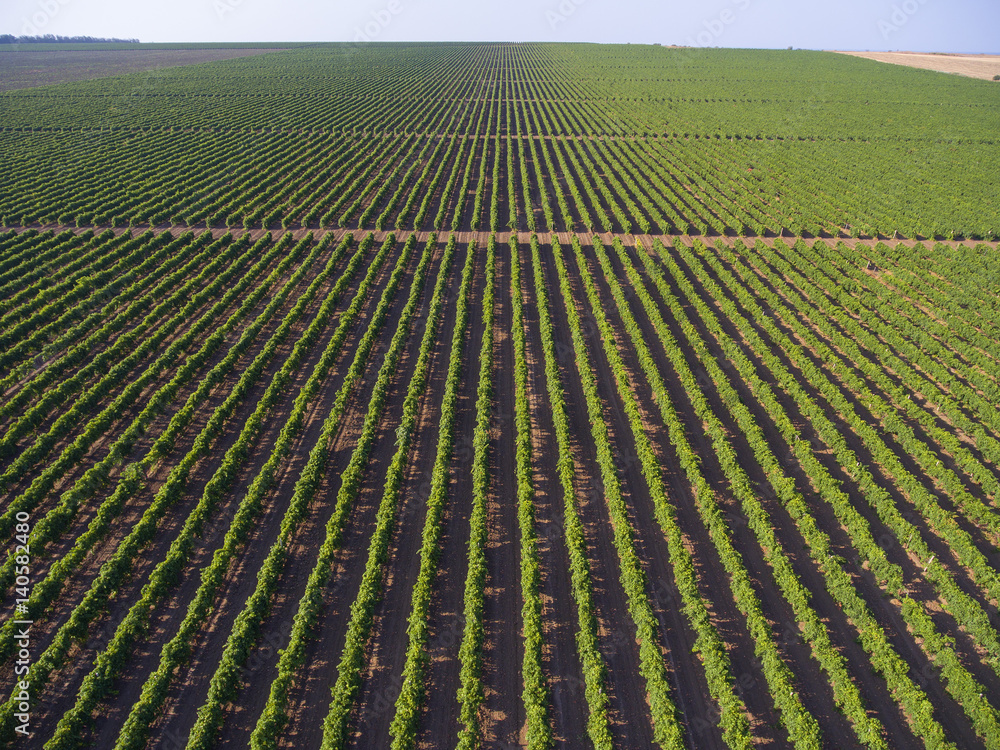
[[2, 0, 998, 53]]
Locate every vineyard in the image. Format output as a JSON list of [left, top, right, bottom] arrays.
[[1, 41, 1000, 750]]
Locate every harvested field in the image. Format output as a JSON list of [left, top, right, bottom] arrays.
[[835, 50, 1000, 80], [0, 48, 284, 91]]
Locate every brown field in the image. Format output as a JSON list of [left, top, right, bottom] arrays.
[[835, 50, 1000, 80], [0, 48, 282, 91]]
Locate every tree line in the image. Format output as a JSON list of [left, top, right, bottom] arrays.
[[0, 34, 139, 44]]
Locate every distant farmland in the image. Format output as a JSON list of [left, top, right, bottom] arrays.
[[0, 46, 286, 92], [1, 43, 999, 750]]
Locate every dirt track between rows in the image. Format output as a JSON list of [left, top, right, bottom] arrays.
[[7, 222, 1000, 251]]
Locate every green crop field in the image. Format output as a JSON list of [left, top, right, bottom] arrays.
[[1, 43, 997, 237], [1, 42, 999, 750]]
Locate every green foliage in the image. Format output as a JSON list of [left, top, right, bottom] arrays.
[[455, 234, 496, 750], [187, 232, 421, 750], [388, 237, 477, 749], [3, 38, 1000, 750], [319, 233, 457, 750], [2, 44, 995, 237], [508, 235, 553, 749], [528, 234, 613, 749]]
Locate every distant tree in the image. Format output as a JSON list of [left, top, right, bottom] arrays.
[[2, 34, 140, 44]]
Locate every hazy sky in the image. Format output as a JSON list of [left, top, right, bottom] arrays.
[[3, 0, 998, 53]]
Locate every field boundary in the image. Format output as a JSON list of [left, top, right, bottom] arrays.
[[4, 223, 999, 250], [2, 128, 994, 147]]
